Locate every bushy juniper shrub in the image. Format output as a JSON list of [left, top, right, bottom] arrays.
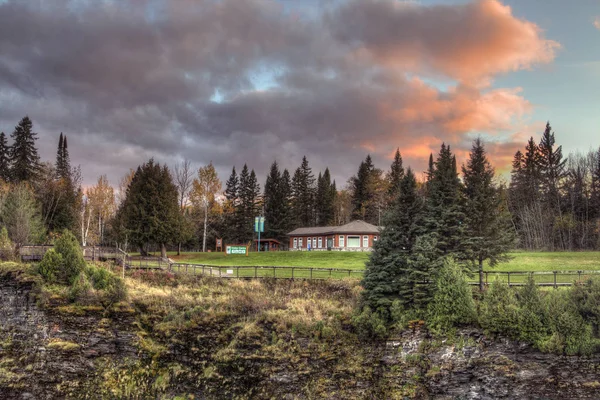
[[516, 275, 550, 345], [352, 306, 387, 339], [426, 259, 476, 334], [69, 265, 127, 306], [37, 248, 62, 283], [53, 230, 86, 285], [569, 278, 600, 335], [478, 280, 521, 339], [540, 289, 598, 355]]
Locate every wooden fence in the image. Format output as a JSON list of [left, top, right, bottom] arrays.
[[19, 245, 121, 262]]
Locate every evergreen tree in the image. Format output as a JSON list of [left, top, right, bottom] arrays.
[[361, 168, 424, 315], [264, 161, 292, 242], [291, 156, 316, 227], [315, 168, 335, 226], [462, 138, 515, 290], [387, 148, 404, 203], [538, 122, 567, 210], [351, 155, 385, 224], [423, 143, 467, 259], [0, 132, 9, 182], [280, 169, 293, 236], [223, 167, 240, 242], [237, 165, 260, 242], [117, 159, 180, 257], [9, 116, 41, 183], [55, 133, 71, 181]]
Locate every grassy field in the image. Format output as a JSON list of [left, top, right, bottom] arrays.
[[163, 250, 600, 283]]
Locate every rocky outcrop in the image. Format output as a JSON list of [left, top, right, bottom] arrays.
[[1, 270, 599, 399], [0, 270, 137, 399]]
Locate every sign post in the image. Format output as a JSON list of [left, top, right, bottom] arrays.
[[216, 238, 223, 252], [254, 216, 265, 252]]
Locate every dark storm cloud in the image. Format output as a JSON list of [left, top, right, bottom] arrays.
[[0, 0, 557, 187]]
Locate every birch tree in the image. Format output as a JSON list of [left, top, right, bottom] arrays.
[[191, 162, 222, 252]]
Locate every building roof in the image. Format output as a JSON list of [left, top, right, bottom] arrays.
[[287, 220, 380, 236]]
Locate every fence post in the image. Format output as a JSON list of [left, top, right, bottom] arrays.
[[273, 266, 276, 278], [219, 268, 222, 278], [255, 266, 257, 279], [507, 272, 511, 287], [485, 271, 488, 286], [292, 267, 294, 279], [348, 269, 351, 277], [330, 269, 332, 279], [578, 270, 582, 283], [554, 271, 557, 289], [310, 268, 313, 280], [237, 267, 239, 279]]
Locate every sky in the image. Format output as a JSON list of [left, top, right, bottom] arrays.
[[0, 0, 598, 188]]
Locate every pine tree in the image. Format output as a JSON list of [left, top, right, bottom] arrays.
[[55, 133, 71, 181], [315, 168, 335, 226], [361, 168, 425, 315], [462, 138, 515, 290], [351, 155, 385, 224], [591, 147, 600, 221], [291, 156, 315, 227], [387, 148, 404, 203], [9, 116, 40, 183], [538, 122, 567, 210], [423, 143, 467, 259], [264, 161, 292, 242], [0, 132, 9, 182], [117, 159, 180, 257], [223, 167, 240, 242], [237, 165, 260, 242]]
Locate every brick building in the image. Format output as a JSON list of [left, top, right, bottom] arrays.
[[287, 220, 380, 251]]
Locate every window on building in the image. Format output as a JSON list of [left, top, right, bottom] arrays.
[[312, 237, 317, 249], [339, 235, 345, 247], [299, 238, 303, 248], [363, 235, 369, 247], [318, 237, 323, 248], [347, 236, 360, 248], [293, 238, 298, 248]]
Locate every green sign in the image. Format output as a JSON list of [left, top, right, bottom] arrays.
[[254, 216, 265, 233], [226, 245, 248, 255]]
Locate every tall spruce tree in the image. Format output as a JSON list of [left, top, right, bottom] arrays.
[[9, 116, 40, 183], [538, 122, 567, 210], [291, 156, 315, 227], [462, 138, 515, 290], [387, 148, 404, 203], [237, 165, 260, 242], [424, 143, 467, 259], [223, 167, 240, 242], [117, 159, 180, 257], [264, 161, 292, 242], [0, 132, 9, 182], [361, 168, 425, 315], [55, 133, 71, 180], [315, 168, 335, 226], [351, 155, 385, 224]]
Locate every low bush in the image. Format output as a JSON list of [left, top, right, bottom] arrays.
[[352, 306, 387, 339], [37, 248, 62, 283], [69, 265, 127, 307], [54, 230, 86, 285], [478, 280, 520, 339], [427, 259, 476, 333], [516, 275, 550, 345]]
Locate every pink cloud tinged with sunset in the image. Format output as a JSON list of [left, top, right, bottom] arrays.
[[594, 17, 600, 30]]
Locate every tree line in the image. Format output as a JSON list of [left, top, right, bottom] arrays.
[[0, 116, 599, 259]]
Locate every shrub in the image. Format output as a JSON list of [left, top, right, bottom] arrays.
[[541, 290, 598, 355], [427, 259, 477, 333], [54, 230, 86, 285], [516, 275, 550, 345], [0, 226, 14, 261], [69, 265, 127, 306], [478, 280, 520, 339], [352, 306, 387, 339], [569, 278, 600, 335], [37, 248, 63, 283]]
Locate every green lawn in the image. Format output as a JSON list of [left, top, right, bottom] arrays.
[[163, 250, 600, 284]]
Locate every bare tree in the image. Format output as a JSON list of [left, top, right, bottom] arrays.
[[174, 159, 194, 254], [190, 162, 222, 252], [174, 159, 194, 210]]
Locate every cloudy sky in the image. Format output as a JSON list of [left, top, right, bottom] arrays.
[[0, 0, 598, 187]]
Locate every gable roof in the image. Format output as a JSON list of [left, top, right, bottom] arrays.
[[287, 220, 380, 236]]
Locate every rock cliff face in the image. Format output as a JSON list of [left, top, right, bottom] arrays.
[[1, 270, 599, 399]]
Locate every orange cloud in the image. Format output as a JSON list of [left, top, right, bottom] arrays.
[[330, 0, 560, 85], [595, 17, 600, 30]]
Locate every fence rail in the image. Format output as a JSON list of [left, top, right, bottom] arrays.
[[19, 245, 121, 262]]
